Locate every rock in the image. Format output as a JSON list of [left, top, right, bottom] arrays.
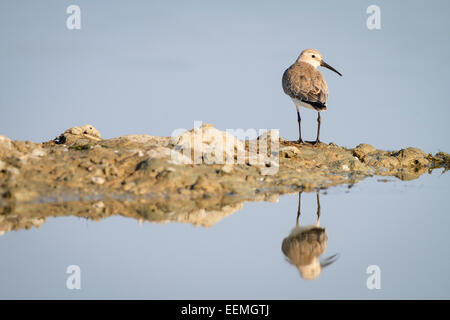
[[171, 123, 245, 165], [54, 124, 102, 146], [350, 144, 430, 172], [93, 201, 105, 209], [0, 135, 13, 158], [135, 158, 168, 175], [280, 146, 302, 158], [80, 124, 101, 139], [0, 135, 12, 147], [221, 164, 234, 174], [66, 127, 83, 135], [31, 148, 46, 158], [353, 143, 376, 159], [91, 177, 105, 185], [391, 147, 429, 167]]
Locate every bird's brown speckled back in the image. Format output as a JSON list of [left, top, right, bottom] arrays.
[[282, 61, 329, 109]]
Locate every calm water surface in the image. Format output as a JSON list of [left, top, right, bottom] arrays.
[[1, 0, 449, 300], [0, 170, 448, 299]]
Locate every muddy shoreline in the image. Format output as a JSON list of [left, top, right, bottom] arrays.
[[0, 124, 448, 234]]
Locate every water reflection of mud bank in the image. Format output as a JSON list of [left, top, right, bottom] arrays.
[[0, 192, 280, 235]]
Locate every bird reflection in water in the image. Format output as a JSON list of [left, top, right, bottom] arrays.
[[281, 191, 339, 280]]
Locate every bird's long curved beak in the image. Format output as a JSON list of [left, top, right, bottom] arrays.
[[320, 253, 340, 268], [321, 60, 342, 76]]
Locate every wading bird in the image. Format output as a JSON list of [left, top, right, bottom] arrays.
[[282, 49, 342, 144]]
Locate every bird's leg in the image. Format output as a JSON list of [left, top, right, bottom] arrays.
[[296, 191, 302, 226], [314, 112, 321, 144], [316, 191, 321, 227], [297, 109, 303, 144]]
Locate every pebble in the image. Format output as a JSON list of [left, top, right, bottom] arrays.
[[91, 177, 105, 185], [93, 201, 105, 209], [221, 164, 234, 173], [31, 149, 46, 157]]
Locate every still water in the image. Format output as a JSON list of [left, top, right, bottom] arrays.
[[1, 0, 449, 300], [0, 170, 448, 299]]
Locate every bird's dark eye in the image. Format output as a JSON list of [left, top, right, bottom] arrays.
[[312, 55, 316, 58]]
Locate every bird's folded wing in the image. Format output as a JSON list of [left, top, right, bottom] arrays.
[[283, 65, 329, 108]]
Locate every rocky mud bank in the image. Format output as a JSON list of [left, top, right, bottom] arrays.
[[0, 124, 448, 234]]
